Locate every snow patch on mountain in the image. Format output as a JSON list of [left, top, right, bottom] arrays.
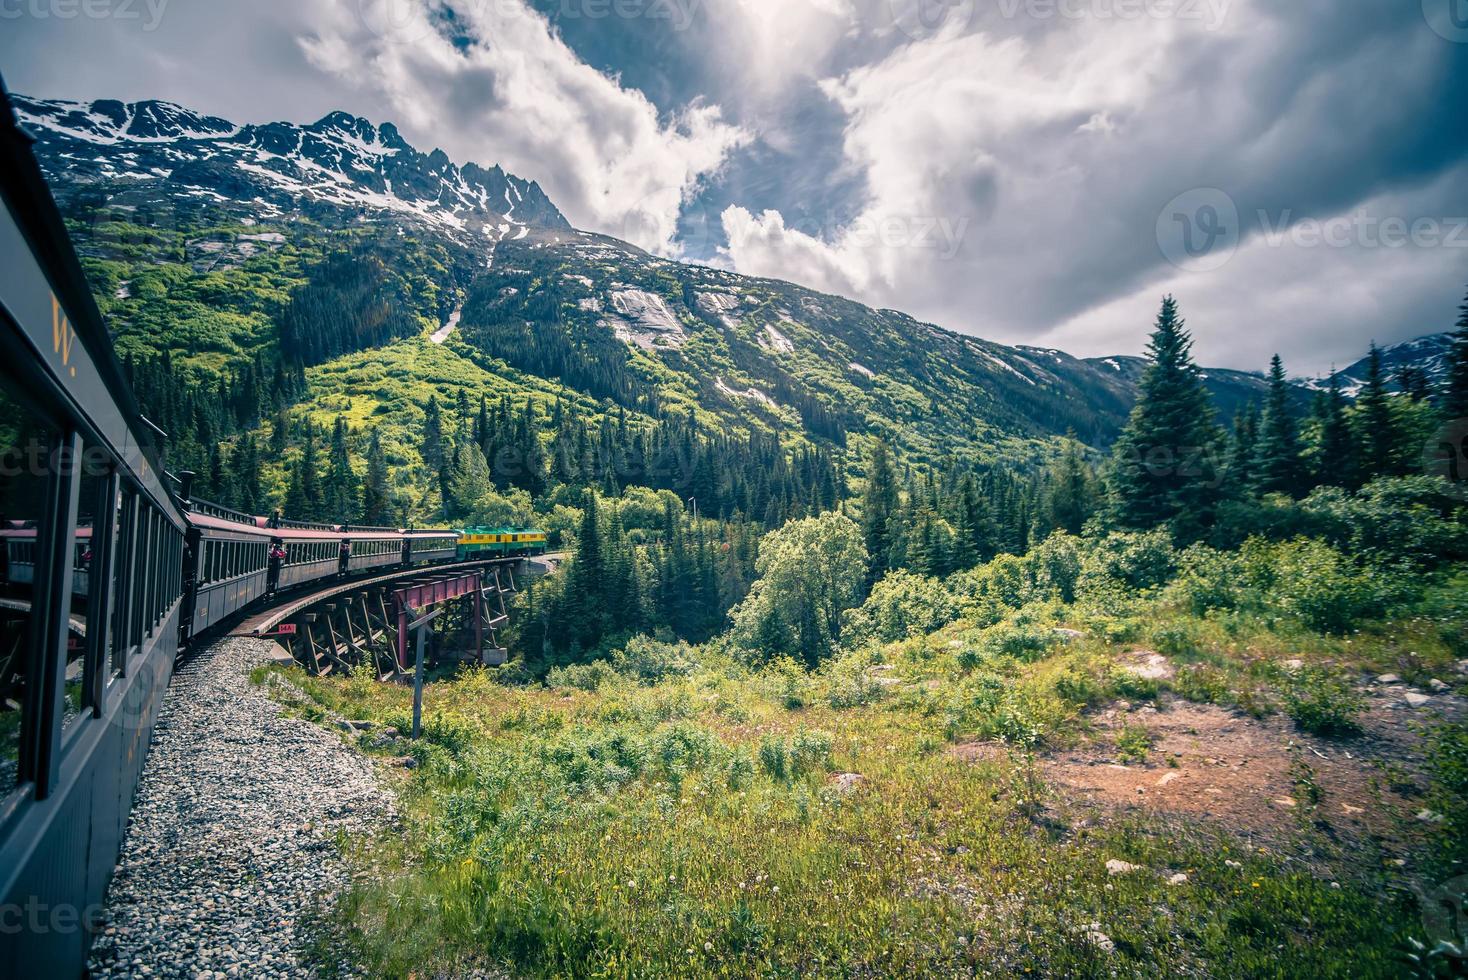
[[13, 95, 570, 241]]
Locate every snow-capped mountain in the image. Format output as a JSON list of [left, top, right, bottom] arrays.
[[11, 95, 568, 239], [1306, 333, 1455, 396]]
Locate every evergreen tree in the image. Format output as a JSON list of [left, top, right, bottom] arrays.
[[860, 440, 899, 581], [1250, 355, 1304, 497], [422, 394, 446, 476], [1354, 344, 1402, 482], [1106, 296, 1224, 538], [323, 417, 360, 522], [269, 408, 289, 457], [1314, 373, 1355, 488], [230, 435, 262, 514], [284, 423, 322, 521], [1044, 435, 1097, 535], [1229, 400, 1260, 492], [1446, 284, 1468, 420], [361, 429, 392, 525]]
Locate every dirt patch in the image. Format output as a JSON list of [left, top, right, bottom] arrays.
[[955, 688, 1466, 853]]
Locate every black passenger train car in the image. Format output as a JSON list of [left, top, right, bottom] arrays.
[[0, 80, 188, 975]]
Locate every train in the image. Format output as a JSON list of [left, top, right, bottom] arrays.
[[0, 80, 545, 977], [181, 505, 548, 638], [3, 492, 548, 643]]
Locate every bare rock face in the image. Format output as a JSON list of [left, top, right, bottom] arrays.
[[608, 289, 687, 350]]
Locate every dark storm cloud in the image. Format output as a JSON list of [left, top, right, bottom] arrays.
[[0, 0, 1463, 371]]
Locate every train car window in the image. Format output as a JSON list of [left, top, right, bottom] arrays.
[[137, 510, 150, 647], [66, 460, 112, 730], [110, 488, 135, 678], [0, 378, 60, 793]]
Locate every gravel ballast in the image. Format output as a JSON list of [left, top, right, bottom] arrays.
[[88, 637, 388, 979]]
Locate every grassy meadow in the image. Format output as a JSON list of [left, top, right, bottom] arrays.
[[260, 529, 1468, 979]]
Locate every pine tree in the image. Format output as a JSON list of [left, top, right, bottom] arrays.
[[1045, 434, 1096, 535], [361, 429, 392, 525], [1446, 284, 1468, 420], [230, 435, 262, 514], [269, 408, 289, 457], [422, 395, 445, 476], [323, 417, 359, 522], [1315, 373, 1355, 488], [1229, 400, 1259, 492], [1106, 296, 1224, 538], [860, 440, 899, 581], [1250, 355, 1304, 497], [292, 423, 322, 521], [1354, 344, 1401, 482]]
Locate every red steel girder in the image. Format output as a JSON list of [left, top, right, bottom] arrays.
[[393, 571, 484, 670]]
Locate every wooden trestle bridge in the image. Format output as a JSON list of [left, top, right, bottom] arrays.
[[231, 556, 557, 680]]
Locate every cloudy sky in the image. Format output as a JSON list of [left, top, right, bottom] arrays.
[[3, 0, 1465, 373]]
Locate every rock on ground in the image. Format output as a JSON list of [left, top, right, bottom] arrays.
[[88, 637, 389, 979]]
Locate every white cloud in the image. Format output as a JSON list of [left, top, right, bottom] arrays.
[[298, 0, 749, 253], [714, 1, 1466, 371]]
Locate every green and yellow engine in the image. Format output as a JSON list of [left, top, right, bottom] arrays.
[[457, 527, 548, 559]]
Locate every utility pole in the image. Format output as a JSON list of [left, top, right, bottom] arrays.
[[406, 606, 443, 739]]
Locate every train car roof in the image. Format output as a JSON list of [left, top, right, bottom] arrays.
[[186, 513, 278, 539], [0, 81, 184, 526], [0, 526, 92, 540]]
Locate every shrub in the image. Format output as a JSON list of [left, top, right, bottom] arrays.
[[824, 658, 888, 709], [843, 570, 960, 645], [1261, 539, 1391, 634], [1027, 533, 1084, 603], [1282, 667, 1364, 736], [763, 657, 813, 710], [758, 736, 790, 783], [1116, 723, 1154, 763], [1078, 529, 1177, 598], [1167, 544, 1246, 615], [983, 623, 1054, 662], [790, 729, 834, 776], [611, 636, 697, 685], [546, 660, 618, 692], [1054, 669, 1103, 709]]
